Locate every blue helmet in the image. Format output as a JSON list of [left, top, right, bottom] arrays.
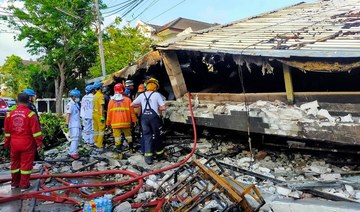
[[23, 88, 36, 97], [69, 89, 81, 97], [85, 85, 94, 93], [93, 81, 103, 89]]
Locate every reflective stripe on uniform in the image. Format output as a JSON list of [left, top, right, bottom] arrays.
[[28, 111, 35, 118], [125, 136, 132, 140], [110, 107, 130, 112], [98, 132, 105, 135], [4, 133, 10, 137], [114, 137, 121, 142], [111, 122, 130, 127], [20, 170, 32, 174], [156, 150, 164, 155], [11, 169, 20, 173], [33, 131, 42, 137], [144, 153, 153, 156]]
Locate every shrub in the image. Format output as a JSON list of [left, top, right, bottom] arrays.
[[39, 113, 67, 149]]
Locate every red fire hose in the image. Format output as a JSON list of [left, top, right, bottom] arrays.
[[0, 92, 197, 210]]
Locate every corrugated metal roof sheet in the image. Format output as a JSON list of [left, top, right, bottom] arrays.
[[156, 0, 360, 58]]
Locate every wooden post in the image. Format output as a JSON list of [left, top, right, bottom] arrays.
[[161, 51, 187, 99], [282, 64, 294, 104]]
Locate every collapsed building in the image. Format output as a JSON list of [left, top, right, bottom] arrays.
[[106, 0, 360, 146]]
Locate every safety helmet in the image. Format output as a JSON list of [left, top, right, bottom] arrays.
[[125, 80, 134, 87], [145, 77, 159, 89], [114, 83, 125, 93], [23, 88, 36, 97], [93, 81, 104, 89], [69, 89, 81, 97], [85, 85, 93, 93]]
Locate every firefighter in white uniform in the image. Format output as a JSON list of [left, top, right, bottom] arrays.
[[81, 85, 95, 146]]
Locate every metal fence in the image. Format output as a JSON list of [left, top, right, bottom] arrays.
[[36, 98, 69, 114]]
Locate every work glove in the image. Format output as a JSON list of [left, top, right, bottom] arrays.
[[100, 116, 105, 123]]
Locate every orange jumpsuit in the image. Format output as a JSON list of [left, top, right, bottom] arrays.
[[106, 96, 137, 146], [4, 105, 43, 189]]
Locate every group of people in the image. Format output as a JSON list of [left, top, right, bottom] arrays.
[[67, 77, 166, 165], [3, 77, 166, 191]]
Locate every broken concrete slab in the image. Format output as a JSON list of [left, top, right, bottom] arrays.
[[275, 186, 292, 196]]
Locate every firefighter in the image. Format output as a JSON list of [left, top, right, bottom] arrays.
[[124, 79, 135, 100], [92, 81, 106, 152], [4, 93, 43, 191], [106, 83, 137, 158], [66, 89, 81, 160], [131, 78, 166, 165], [81, 85, 95, 146]]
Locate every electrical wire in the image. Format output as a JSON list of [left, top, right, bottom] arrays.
[[129, 0, 160, 22], [147, 0, 187, 22], [101, 0, 134, 10], [102, 0, 138, 16]]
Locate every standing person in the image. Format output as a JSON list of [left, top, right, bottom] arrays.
[[131, 78, 166, 165], [4, 93, 43, 191], [22, 88, 42, 161], [66, 89, 81, 160], [106, 83, 137, 157], [80, 85, 94, 146], [92, 81, 106, 152], [124, 79, 135, 100]]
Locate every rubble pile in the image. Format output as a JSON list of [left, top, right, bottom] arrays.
[[221, 150, 360, 202]]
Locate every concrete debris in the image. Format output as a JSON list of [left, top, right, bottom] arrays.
[[317, 109, 336, 122], [95, 161, 108, 171], [340, 114, 354, 123], [113, 201, 132, 212], [320, 173, 341, 181], [71, 161, 83, 170], [276, 186, 292, 196]]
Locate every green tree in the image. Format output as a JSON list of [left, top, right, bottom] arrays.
[[0, 55, 30, 97], [89, 24, 153, 77], [8, 0, 98, 113]]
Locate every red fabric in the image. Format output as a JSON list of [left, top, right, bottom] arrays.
[[4, 104, 43, 188]]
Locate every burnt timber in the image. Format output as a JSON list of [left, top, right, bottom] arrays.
[[106, 0, 360, 146]]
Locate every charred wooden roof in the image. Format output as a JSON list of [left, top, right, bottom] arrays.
[[156, 0, 360, 58]]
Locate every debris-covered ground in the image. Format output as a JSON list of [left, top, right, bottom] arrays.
[[1, 127, 360, 211]]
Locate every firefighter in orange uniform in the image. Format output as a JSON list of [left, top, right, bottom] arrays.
[[106, 83, 137, 157], [4, 93, 43, 191]]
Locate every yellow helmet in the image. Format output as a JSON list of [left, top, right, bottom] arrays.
[[145, 77, 159, 90]]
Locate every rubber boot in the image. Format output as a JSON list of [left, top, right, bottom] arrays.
[[114, 145, 123, 159]]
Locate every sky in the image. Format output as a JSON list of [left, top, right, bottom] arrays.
[[0, 0, 316, 65]]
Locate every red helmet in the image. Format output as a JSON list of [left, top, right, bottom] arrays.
[[114, 83, 125, 93]]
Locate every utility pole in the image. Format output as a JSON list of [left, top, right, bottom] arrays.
[[95, 0, 106, 78]]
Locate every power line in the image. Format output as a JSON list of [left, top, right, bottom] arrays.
[[101, 0, 134, 10], [102, 0, 138, 16], [147, 0, 187, 22], [103, 0, 145, 18], [130, 0, 160, 21]]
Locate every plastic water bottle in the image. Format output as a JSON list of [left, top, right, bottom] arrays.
[[83, 201, 91, 212], [103, 195, 112, 212], [94, 198, 103, 212], [89, 201, 96, 212]]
